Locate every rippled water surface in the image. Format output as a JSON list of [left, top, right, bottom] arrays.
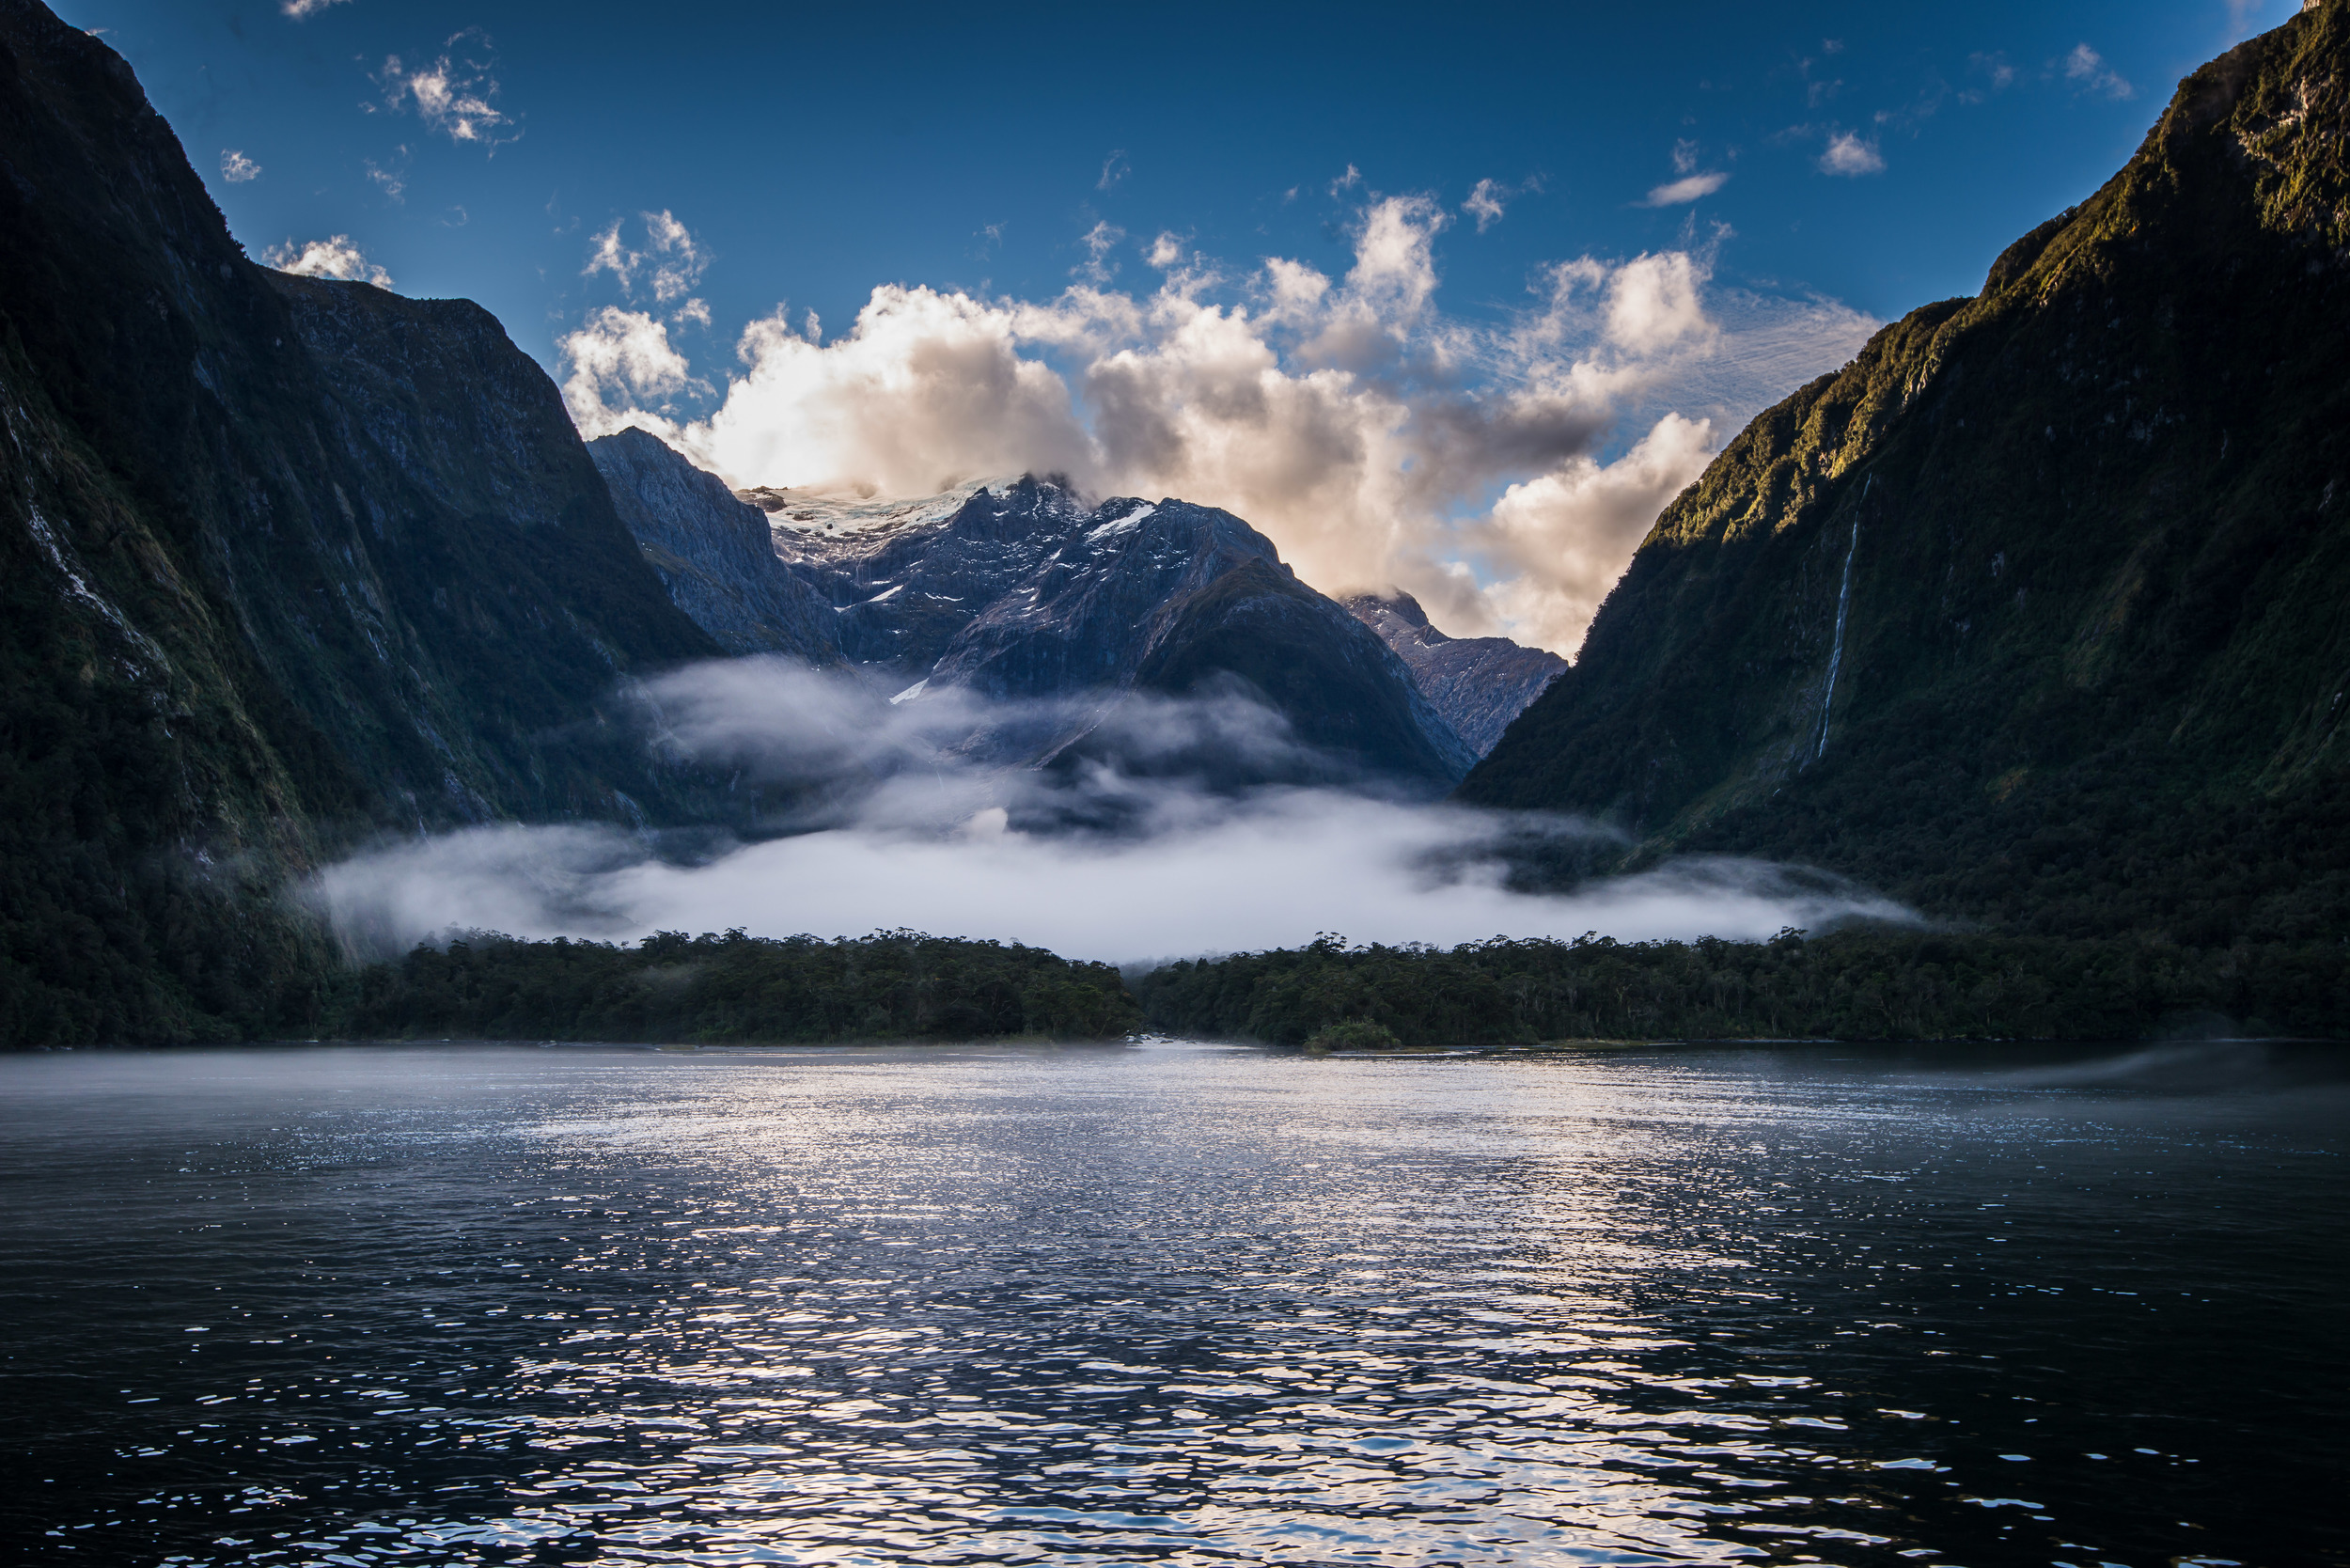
[[1, 1040, 2342, 1567]]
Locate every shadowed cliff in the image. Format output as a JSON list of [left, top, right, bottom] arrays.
[[0, 0, 722, 1043]]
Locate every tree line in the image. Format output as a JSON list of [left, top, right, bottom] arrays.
[[1132, 929, 2350, 1045], [338, 929, 1141, 1044]]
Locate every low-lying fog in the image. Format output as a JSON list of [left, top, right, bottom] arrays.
[[314, 661, 1914, 964]]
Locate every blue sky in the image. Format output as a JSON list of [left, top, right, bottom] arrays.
[[57, 0, 2308, 649]]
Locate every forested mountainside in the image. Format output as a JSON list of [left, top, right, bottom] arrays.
[[0, 0, 721, 1044], [1465, 1, 2350, 944], [600, 432, 1476, 788], [1342, 591, 1565, 757]]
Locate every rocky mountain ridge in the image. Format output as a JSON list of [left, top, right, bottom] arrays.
[[1340, 591, 1565, 758], [591, 433, 1479, 788]]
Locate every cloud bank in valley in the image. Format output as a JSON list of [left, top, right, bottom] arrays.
[[312, 665, 1916, 966], [560, 197, 1878, 654]]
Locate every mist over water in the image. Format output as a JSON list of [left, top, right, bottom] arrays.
[[315, 663, 1909, 962]]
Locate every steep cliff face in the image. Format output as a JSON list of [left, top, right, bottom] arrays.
[[1463, 2, 2350, 940], [588, 428, 840, 661], [1341, 591, 1565, 757], [726, 463, 1477, 786], [0, 0, 722, 1043]]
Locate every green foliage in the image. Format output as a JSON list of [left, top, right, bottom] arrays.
[[337, 929, 1142, 1044], [1137, 930, 2350, 1045], [1301, 1019, 1402, 1051], [1463, 6, 2350, 945]]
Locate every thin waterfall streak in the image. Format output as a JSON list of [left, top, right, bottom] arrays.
[[1816, 514, 1861, 763]]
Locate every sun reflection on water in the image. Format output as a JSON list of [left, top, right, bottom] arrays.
[[0, 1040, 2340, 1566]]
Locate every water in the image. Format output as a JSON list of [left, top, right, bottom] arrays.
[[0, 1040, 2342, 1568]]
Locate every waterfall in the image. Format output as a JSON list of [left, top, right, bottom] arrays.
[[1814, 490, 1865, 763]]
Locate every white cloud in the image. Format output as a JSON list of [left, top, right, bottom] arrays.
[[1641, 170, 1730, 207], [567, 196, 1876, 654], [263, 235, 394, 290], [366, 152, 406, 202], [1330, 164, 1362, 196], [1819, 132, 1886, 176], [375, 32, 514, 147], [1077, 220, 1126, 283], [281, 0, 351, 16], [2063, 42, 2135, 100], [558, 307, 701, 439], [219, 149, 261, 183], [1098, 149, 1130, 191], [1477, 413, 1716, 649], [1464, 178, 1508, 231], [585, 210, 708, 306]]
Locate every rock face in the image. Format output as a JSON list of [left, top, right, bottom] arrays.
[[711, 460, 1478, 788], [588, 428, 839, 661], [1341, 591, 1565, 758], [0, 0, 722, 1043], [1462, 2, 2350, 942]]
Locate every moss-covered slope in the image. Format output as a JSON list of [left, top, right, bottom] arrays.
[[1463, 2, 2350, 942]]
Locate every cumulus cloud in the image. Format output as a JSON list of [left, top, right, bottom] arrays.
[[219, 149, 261, 182], [1098, 149, 1130, 191], [264, 235, 394, 290], [558, 307, 702, 439], [281, 0, 351, 16], [1476, 412, 1716, 644], [311, 664, 1915, 963], [565, 194, 1877, 654], [2063, 43, 2134, 101], [375, 31, 515, 147], [1818, 131, 1886, 176], [1641, 170, 1730, 207]]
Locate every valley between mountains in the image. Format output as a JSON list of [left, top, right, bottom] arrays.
[[2, 0, 2347, 1045]]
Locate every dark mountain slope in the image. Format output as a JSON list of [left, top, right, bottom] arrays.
[[588, 428, 840, 661], [1463, 2, 2350, 941], [0, 0, 722, 1043], [1341, 590, 1565, 757]]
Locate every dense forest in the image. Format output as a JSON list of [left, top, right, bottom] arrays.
[[328, 926, 2350, 1049], [1134, 930, 2350, 1045], [338, 929, 1141, 1044]]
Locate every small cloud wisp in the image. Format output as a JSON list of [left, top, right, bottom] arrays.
[[264, 235, 395, 290]]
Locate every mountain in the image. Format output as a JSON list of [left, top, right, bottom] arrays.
[[1463, 1, 2350, 943], [600, 433, 1477, 789], [0, 0, 724, 1043], [588, 428, 840, 662], [1341, 591, 1565, 757], [768, 474, 1477, 787]]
